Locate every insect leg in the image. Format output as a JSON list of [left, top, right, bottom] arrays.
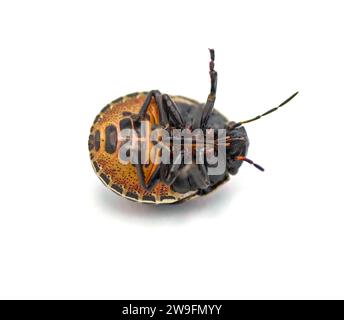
[[135, 148, 161, 192], [191, 149, 211, 189], [136, 164, 161, 191], [199, 48, 218, 128], [193, 164, 211, 189], [137, 90, 169, 125], [139, 90, 160, 116], [162, 94, 185, 128], [134, 91, 173, 190], [161, 151, 183, 185]]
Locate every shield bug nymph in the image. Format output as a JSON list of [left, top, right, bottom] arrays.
[[89, 49, 298, 204]]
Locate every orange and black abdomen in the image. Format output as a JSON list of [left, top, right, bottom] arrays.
[[88, 92, 198, 204]]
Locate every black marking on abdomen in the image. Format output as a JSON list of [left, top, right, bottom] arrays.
[[120, 118, 133, 130], [160, 195, 176, 201], [143, 195, 156, 202], [100, 173, 110, 185], [88, 134, 94, 151], [105, 125, 117, 154], [101, 104, 111, 113], [111, 184, 123, 194], [112, 97, 123, 104], [93, 114, 100, 124], [127, 92, 139, 98], [126, 191, 138, 200], [95, 130, 100, 151], [93, 161, 100, 172]]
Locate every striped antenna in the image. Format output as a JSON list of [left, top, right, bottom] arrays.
[[232, 91, 299, 129]]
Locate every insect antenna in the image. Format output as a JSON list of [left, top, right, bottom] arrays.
[[231, 91, 299, 129], [236, 156, 265, 172]]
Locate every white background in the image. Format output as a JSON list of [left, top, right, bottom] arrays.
[[0, 0, 343, 299]]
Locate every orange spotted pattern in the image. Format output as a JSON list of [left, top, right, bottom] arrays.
[[89, 92, 197, 204]]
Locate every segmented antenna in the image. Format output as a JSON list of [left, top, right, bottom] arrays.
[[232, 91, 299, 129]]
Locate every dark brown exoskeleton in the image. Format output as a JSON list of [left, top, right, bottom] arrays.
[[128, 49, 299, 197]]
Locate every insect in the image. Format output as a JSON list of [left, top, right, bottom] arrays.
[[89, 49, 298, 204]]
